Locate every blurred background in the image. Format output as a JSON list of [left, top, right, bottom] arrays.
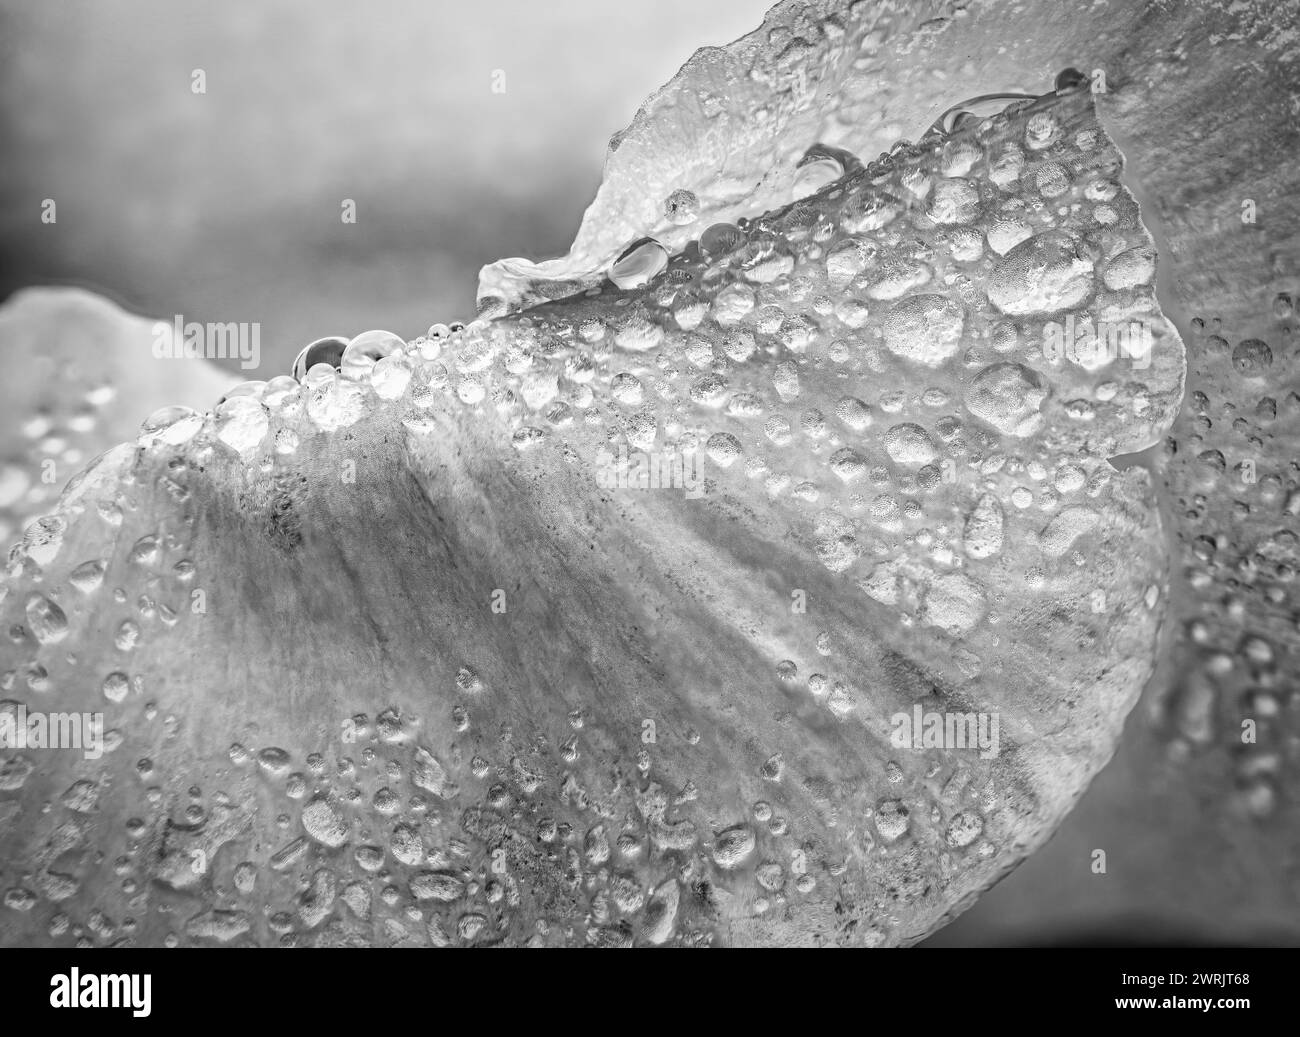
[[0, 0, 771, 375]]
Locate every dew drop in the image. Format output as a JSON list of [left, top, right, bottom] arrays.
[[139, 406, 203, 447], [25, 594, 68, 644], [699, 222, 745, 257], [663, 188, 699, 226], [609, 239, 667, 290], [292, 336, 349, 381], [341, 330, 404, 380]]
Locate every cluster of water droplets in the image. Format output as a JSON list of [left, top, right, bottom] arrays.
[[1, 381, 120, 547], [1157, 290, 1299, 819], [0, 62, 1191, 947]]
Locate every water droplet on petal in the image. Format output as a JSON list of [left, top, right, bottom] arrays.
[[25, 593, 68, 644], [341, 330, 404, 380], [370, 354, 413, 400], [215, 397, 269, 454], [663, 188, 699, 226], [609, 239, 667, 290], [699, 222, 745, 258], [139, 406, 203, 447], [792, 154, 844, 199], [292, 336, 349, 381]]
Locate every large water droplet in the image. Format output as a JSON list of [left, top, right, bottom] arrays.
[[792, 153, 845, 199], [663, 188, 699, 226], [699, 222, 745, 258], [139, 406, 203, 447], [341, 330, 404, 380], [609, 239, 667, 290], [964, 363, 1048, 437], [292, 336, 349, 381], [214, 397, 269, 454], [882, 295, 965, 366], [25, 593, 68, 644], [370, 354, 413, 400]]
